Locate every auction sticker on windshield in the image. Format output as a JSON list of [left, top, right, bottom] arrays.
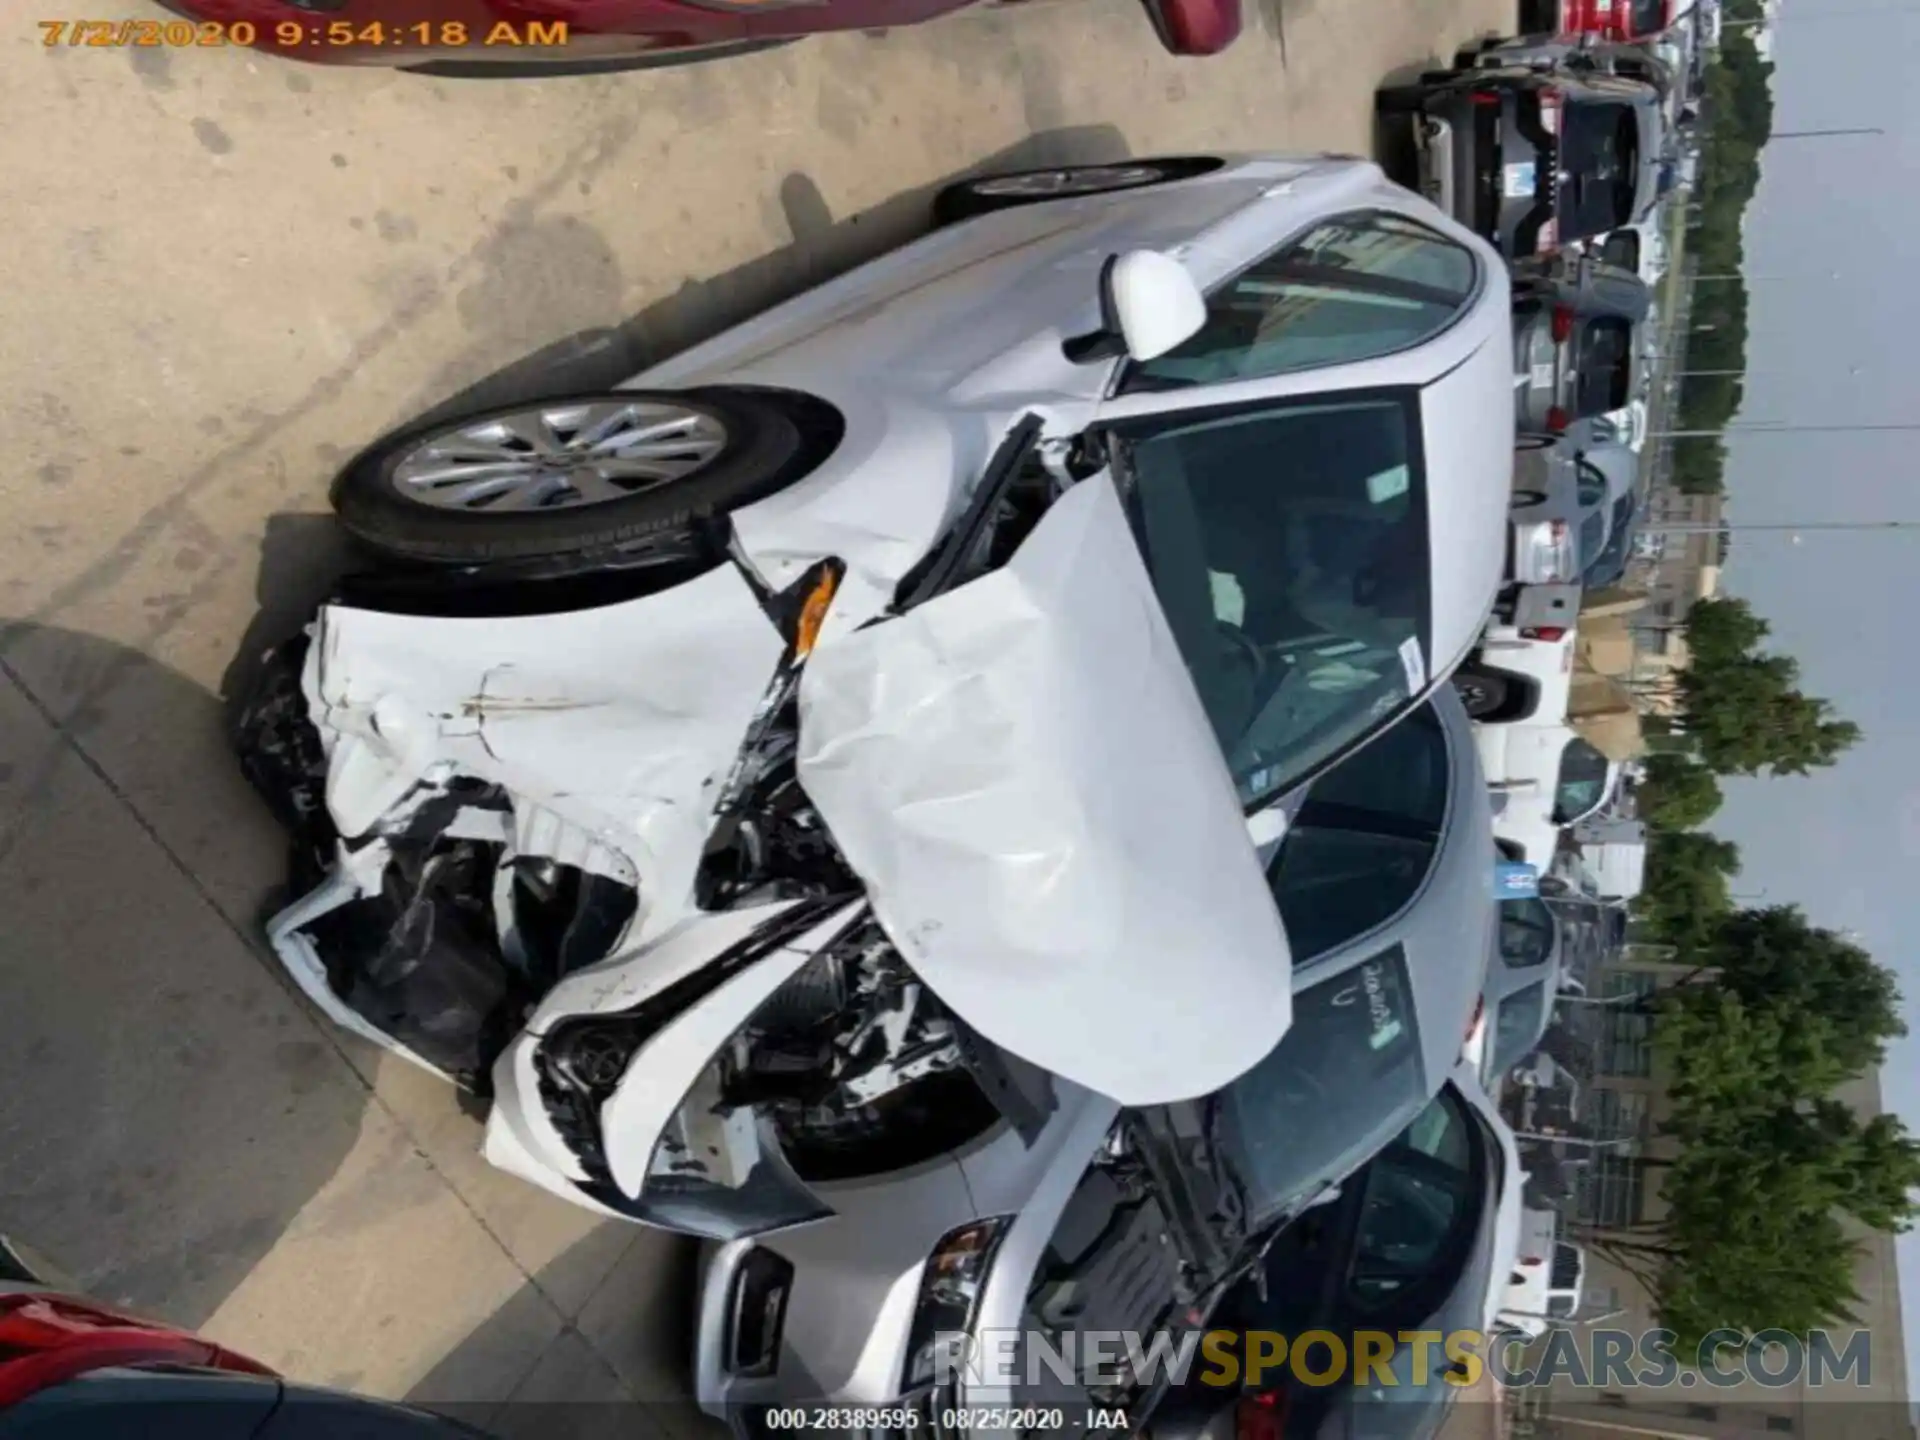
[[1502, 161, 1538, 200], [1397, 637, 1427, 695]]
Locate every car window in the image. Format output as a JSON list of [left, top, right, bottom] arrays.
[[1552, 738, 1612, 823], [1578, 507, 1611, 567], [1597, 231, 1641, 272], [1491, 981, 1551, 1075], [1346, 1089, 1478, 1311], [1120, 212, 1477, 392], [1558, 104, 1642, 236], [1111, 393, 1433, 811], [1576, 320, 1635, 415], [1497, 898, 1557, 969], [1631, 0, 1667, 31], [1216, 946, 1428, 1227], [1575, 459, 1611, 507], [1269, 705, 1450, 962]]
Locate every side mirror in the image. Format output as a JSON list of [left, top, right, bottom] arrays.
[[1065, 250, 1206, 364]]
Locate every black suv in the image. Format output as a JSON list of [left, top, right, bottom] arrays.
[[1379, 62, 1666, 260]]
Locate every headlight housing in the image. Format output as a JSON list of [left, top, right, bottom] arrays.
[[532, 899, 853, 1240], [902, 1217, 1012, 1392]]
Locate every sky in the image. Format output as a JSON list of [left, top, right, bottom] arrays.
[[1698, 0, 1920, 1383]]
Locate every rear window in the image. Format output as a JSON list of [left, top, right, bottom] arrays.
[[1630, 0, 1668, 32], [1576, 319, 1634, 415], [1597, 230, 1641, 271], [1557, 104, 1642, 238]]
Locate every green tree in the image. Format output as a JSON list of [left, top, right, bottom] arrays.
[[1687, 906, 1906, 1077], [1670, 437, 1727, 497], [1582, 908, 1916, 1350], [1637, 752, 1724, 830], [1635, 830, 1741, 947], [1681, 595, 1769, 666], [1676, 598, 1862, 776], [1680, 657, 1863, 775]]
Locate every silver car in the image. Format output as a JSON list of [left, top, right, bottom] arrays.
[[694, 689, 1497, 1431], [1136, 1064, 1515, 1440], [1479, 897, 1565, 1088], [1507, 436, 1636, 585]]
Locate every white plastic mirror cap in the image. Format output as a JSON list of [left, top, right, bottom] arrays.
[[1108, 250, 1207, 362]]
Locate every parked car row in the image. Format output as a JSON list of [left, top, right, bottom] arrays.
[[220, 15, 1696, 1432]]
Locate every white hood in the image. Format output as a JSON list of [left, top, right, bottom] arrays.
[[795, 473, 1294, 1107]]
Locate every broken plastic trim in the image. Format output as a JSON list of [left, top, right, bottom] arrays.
[[534, 895, 857, 1229], [892, 413, 1046, 612]]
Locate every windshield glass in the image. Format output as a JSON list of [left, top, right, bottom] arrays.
[[1583, 492, 1638, 585], [1112, 394, 1433, 809], [1491, 982, 1551, 1075], [1216, 945, 1427, 1225], [1497, 898, 1557, 969], [1552, 739, 1613, 823]]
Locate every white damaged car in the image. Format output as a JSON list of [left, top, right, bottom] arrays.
[[235, 154, 1516, 1237]]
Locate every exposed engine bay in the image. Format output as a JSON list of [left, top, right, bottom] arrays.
[[1023, 1106, 1253, 1409]]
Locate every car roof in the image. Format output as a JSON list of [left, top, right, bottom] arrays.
[[1418, 336, 1516, 675], [1293, 687, 1495, 1096]]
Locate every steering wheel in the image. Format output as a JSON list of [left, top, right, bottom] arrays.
[[1215, 619, 1270, 689]]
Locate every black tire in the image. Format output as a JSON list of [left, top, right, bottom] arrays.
[[931, 156, 1224, 227], [1453, 667, 1514, 721], [403, 38, 794, 78], [1512, 488, 1548, 508], [331, 389, 813, 565]]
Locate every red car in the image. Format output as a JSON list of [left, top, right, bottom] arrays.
[[150, 0, 1241, 73], [1519, 0, 1676, 42]]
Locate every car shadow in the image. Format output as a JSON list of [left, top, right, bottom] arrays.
[[0, 623, 370, 1334], [393, 123, 1133, 436], [405, 1224, 715, 1440], [199, 123, 1132, 1417]]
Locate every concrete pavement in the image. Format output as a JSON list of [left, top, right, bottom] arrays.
[[0, 0, 1511, 1425]]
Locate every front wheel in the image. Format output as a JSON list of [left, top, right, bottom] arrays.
[[331, 390, 813, 565], [932, 156, 1223, 226]]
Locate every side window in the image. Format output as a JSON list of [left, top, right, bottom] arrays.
[[1576, 319, 1635, 416], [1575, 460, 1611, 507], [1268, 704, 1451, 962], [1579, 507, 1611, 567], [1552, 738, 1612, 824], [1122, 212, 1478, 392]]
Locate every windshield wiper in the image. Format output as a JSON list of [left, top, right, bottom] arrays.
[[1201, 1095, 1255, 1244]]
